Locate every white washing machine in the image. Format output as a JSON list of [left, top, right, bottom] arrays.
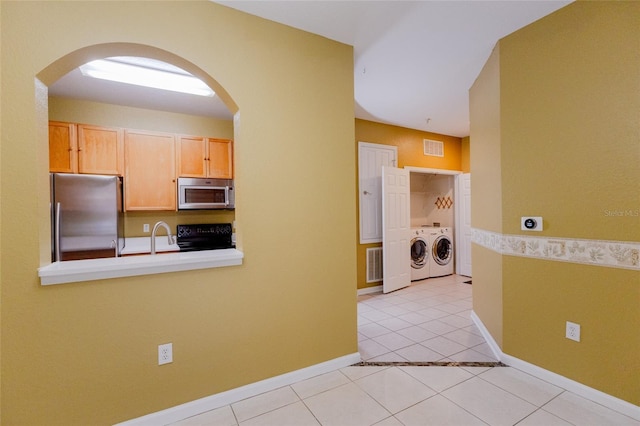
[[429, 227, 454, 277], [410, 227, 430, 281]]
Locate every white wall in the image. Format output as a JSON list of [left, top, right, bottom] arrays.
[[410, 173, 454, 227]]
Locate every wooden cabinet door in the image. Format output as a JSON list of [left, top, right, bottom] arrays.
[[78, 124, 124, 175], [49, 121, 77, 173], [207, 138, 233, 179], [124, 130, 176, 211], [177, 136, 207, 177]]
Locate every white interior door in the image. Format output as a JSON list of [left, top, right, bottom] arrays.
[[382, 166, 411, 293], [358, 142, 397, 243], [456, 173, 472, 277]]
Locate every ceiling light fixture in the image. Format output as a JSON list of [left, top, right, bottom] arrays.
[[79, 58, 215, 97]]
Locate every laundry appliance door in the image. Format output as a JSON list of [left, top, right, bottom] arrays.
[[432, 235, 452, 266], [411, 238, 428, 268], [410, 236, 430, 281], [430, 233, 454, 278]]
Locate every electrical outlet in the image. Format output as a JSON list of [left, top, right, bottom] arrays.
[[143, 224, 150, 233], [158, 343, 173, 365], [566, 321, 580, 342]]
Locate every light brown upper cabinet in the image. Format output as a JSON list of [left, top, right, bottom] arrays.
[[77, 124, 124, 175], [49, 121, 123, 175], [177, 136, 233, 179], [124, 130, 176, 211], [177, 135, 207, 177], [49, 121, 78, 173], [208, 138, 233, 179]]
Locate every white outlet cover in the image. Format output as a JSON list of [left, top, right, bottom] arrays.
[[566, 321, 580, 342], [521, 216, 543, 231], [158, 343, 173, 365]]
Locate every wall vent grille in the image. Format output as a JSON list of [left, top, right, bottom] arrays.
[[424, 139, 444, 157], [366, 247, 383, 283]]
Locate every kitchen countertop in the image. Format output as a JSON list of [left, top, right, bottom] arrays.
[[120, 236, 180, 255], [38, 248, 243, 286]]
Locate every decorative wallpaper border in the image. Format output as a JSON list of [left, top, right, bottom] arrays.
[[472, 228, 640, 271]]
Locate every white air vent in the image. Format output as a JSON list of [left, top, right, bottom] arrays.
[[366, 247, 383, 283], [424, 139, 444, 157]]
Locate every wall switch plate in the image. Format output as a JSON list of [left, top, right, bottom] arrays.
[[158, 343, 173, 365], [521, 216, 543, 231], [566, 321, 580, 342], [143, 224, 150, 233]]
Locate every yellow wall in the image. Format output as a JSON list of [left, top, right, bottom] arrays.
[[469, 45, 504, 346], [355, 119, 463, 289], [124, 210, 236, 238], [0, 2, 355, 424], [461, 136, 470, 173], [49, 97, 234, 139], [471, 2, 640, 405], [356, 118, 462, 171], [49, 96, 236, 237], [0, 1, 3, 415]]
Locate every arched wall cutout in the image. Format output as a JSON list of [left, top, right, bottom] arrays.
[[35, 42, 241, 267]]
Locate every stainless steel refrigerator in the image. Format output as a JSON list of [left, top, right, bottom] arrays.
[[51, 173, 125, 261]]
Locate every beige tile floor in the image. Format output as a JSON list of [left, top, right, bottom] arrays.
[[357, 274, 496, 363], [173, 365, 638, 425], [171, 274, 638, 425]]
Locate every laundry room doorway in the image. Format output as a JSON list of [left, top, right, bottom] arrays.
[[404, 166, 471, 278], [379, 166, 471, 293]]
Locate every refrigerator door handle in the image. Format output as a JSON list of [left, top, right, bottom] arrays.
[[55, 202, 61, 262]]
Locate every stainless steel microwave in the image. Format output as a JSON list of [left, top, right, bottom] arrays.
[[177, 177, 235, 210]]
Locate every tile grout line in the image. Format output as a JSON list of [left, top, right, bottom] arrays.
[[352, 361, 507, 367]]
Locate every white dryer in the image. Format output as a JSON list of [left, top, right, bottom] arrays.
[[410, 227, 430, 281], [429, 227, 454, 277]]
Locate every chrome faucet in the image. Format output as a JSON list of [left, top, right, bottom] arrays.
[[151, 221, 174, 255]]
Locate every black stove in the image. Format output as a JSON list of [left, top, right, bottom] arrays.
[[176, 223, 234, 252]]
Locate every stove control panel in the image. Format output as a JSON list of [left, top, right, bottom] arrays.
[[177, 223, 232, 238], [176, 223, 234, 251]]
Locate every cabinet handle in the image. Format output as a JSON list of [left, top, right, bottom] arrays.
[[55, 202, 61, 261]]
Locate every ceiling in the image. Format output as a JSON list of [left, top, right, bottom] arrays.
[[50, 1, 572, 138], [49, 66, 234, 121]]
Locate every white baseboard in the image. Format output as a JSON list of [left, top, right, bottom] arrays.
[[358, 285, 382, 296], [469, 311, 503, 361], [116, 352, 362, 426], [470, 311, 640, 421]]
